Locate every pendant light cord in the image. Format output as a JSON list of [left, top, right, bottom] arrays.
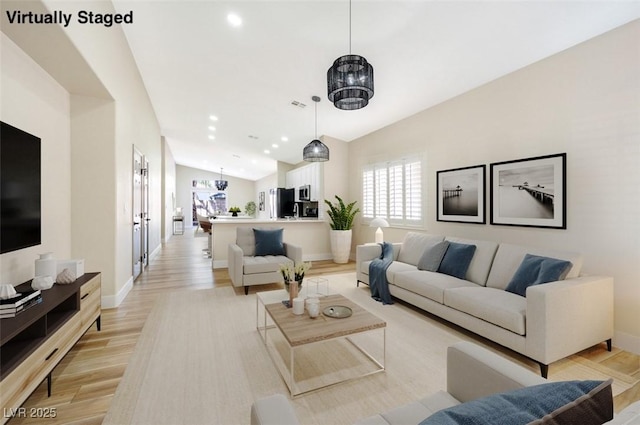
[[314, 100, 318, 138], [349, 0, 352, 54]]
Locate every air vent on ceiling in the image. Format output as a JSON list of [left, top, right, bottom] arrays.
[[248, 135, 259, 140], [291, 100, 307, 108]]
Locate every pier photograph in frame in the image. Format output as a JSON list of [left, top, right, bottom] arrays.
[[490, 153, 566, 229], [437, 164, 486, 224]]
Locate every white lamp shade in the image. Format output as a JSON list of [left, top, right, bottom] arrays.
[[369, 218, 389, 228]]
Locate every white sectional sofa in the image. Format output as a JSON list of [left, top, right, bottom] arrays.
[[356, 232, 614, 377]]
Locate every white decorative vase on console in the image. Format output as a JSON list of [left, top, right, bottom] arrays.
[[35, 252, 57, 279], [330, 229, 352, 264]]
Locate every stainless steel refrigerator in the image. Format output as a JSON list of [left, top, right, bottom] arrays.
[[269, 188, 295, 218]]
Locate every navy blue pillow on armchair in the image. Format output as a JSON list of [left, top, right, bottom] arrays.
[[253, 228, 285, 256]]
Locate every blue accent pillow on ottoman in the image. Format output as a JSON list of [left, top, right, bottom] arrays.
[[437, 242, 476, 279], [506, 254, 573, 297], [253, 228, 285, 256], [419, 379, 613, 425]]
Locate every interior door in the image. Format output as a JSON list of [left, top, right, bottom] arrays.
[[132, 148, 143, 280], [142, 157, 150, 268]]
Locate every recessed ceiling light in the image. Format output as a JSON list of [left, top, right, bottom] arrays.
[[252, 160, 257, 164], [208, 126, 216, 131], [264, 149, 270, 154], [227, 13, 242, 27], [281, 136, 288, 142], [209, 115, 218, 121], [208, 135, 215, 140], [272, 144, 279, 148]]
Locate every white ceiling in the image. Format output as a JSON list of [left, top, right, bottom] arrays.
[[113, 1, 640, 181]]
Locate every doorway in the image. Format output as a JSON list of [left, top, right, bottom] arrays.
[[133, 147, 150, 281]]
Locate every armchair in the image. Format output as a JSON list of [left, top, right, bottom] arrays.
[[228, 227, 302, 295]]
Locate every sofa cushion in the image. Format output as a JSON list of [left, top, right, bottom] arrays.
[[386, 261, 418, 284], [438, 242, 476, 280], [445, 237, 499, 286], [444, 287, 527, 335], [419, 379, 613, 425], [397, 233, 445, 267], [487, 243, 583, 290], [244, 255, 292, 275], [375, 391, 461, 425], [254, 228, 285, 256], [505, 254, 573, 297], [418, 241, 450, 272], [394, 271, 478, 304]]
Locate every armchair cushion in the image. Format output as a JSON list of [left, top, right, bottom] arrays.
[[254, 228, 285, 256]]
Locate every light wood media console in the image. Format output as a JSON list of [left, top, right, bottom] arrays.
[[0, 273, 101, 423]]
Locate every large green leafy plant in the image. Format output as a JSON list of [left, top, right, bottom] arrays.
[[324, 196, 360, 230]]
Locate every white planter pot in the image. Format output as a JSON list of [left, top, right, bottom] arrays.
[[330, 229, 352, 264]]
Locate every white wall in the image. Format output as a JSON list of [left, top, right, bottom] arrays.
[[0, 33, 72, 285], [255, 173, 278, 220], [176, 165, 257, 223], [162, 137, 177, 242], [347, 21, 640, 353]]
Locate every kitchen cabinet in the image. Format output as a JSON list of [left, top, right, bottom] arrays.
[[286, 163, 323, 202]]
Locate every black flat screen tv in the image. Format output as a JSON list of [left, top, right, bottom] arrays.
[[1, 121, 41, 254]]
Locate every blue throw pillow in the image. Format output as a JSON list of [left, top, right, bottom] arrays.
[[505, 254, 573, 297], [419, 379, 613, 425], [253, 228, 285, 256], [437, 242, 476, 279]]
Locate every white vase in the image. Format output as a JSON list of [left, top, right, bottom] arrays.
[[330, 229, 352, 264], [35, 252, 57, 279]]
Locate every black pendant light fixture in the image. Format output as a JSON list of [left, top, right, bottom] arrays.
[[327, 0, 374, 110], [215, 167, 228, 191], [303, 96, 330, 162]]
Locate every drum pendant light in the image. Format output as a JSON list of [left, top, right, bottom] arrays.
[[327, 0, 374, 110], [303, 96, 329, 162], [215, 168, 228, 190]]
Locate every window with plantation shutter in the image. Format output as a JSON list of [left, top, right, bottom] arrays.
[[361, 155, 424, 227]]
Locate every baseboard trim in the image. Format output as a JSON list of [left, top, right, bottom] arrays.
[[102, 276, 133, 309], [149, 244, 162, 262], [614, 330, 640, 355]]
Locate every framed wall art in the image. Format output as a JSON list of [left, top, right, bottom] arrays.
[[436, 164, 486, 224], [258, 191, 265, 211], [490, 153, 566, 229]]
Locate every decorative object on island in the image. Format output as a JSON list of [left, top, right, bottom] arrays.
[[490, 153, 566, 229], [324, 195, 360, 263], [245, 201, 256, 217], [228, 206, 241, 217], [303, 96, 329, 162], [327, 0, 374, 110], [369, 217, 389, 244], [215, 167, 228, 191], [436, 164, 486, 224]]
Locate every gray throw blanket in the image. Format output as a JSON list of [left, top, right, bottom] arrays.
[[369, 242, 394, 305]]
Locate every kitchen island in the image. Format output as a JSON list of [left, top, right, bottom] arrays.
[[209, 218, 332, 268]]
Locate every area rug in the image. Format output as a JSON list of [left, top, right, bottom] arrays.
[[103, 272, 632, 425]]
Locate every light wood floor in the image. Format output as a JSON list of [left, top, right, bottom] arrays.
[[8, 228, 640, 424]]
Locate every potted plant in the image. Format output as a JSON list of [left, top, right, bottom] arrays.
[[229, 206, 241, 217], [245, 201, 256, 217], [324, 195, 359, 263]]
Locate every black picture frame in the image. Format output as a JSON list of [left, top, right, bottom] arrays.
[[258, 191, 265, 211], [490, 153, 566, 229], [436, 164, 486, 224]]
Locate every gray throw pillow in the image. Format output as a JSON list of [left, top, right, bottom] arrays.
[[419, 379, 613, 425], [505, 254, 573, 297], [253, 228, 285, 256], [437, 242, 476, 279], [417, 241, 450, 271]]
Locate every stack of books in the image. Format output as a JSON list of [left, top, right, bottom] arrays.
[[0, 289, 43, 319]]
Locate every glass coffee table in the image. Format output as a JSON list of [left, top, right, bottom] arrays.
[[256, 291, 386, 397]]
